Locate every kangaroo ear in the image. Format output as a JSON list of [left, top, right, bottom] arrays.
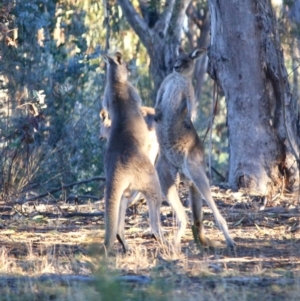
[[102, 54, 109, 64], [190, 48, 206, 60], [176, 47, 186, 57], [102, 53, 115, 64], [115, 52, 123, 64]]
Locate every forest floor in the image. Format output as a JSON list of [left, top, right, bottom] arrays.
[[0, 185, 300, 300]]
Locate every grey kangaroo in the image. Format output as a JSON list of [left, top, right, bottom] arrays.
[[154, 48, 235, 249], [102, 52, 163, 253], [99, 106, 159, 207]]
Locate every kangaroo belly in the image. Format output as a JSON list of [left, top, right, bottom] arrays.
[[157, 132, 186, 168], [164, 147, 185, 168]]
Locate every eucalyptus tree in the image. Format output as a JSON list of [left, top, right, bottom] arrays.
[[207, 0, 299, 194]]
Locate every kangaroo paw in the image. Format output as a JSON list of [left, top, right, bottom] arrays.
[[116, 234, 129, 254], [198, 228, 224, 248], [225, 238, 236, 250], [192, 223, 225, 249]]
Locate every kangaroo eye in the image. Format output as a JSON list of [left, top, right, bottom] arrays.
[[174, 65, 180, 71]]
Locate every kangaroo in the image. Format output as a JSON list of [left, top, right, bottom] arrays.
[[154, 48, 235, 249], [99, 106, 159, 207], [101, 52, 164, 254]]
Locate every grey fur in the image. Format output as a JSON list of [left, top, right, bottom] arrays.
[[99, 106, 159, 207], [99, 106, 158, 164], [155, 48, 235, 249], [101, 52, 163, 254]]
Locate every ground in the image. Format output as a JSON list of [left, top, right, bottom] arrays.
[[0, 185, 299, 300]]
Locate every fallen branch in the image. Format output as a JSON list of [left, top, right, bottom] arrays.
[[67, 194, 100, 201], [34, 211, 105, 219], [0, 273, 297, 291], [61, 211, 104, 218], [229, 207, 300, 216], [197, 276, 298, 287], [0, 274, 95, 289], [18, 176, 106, 203], [0, 273, 151, 290]]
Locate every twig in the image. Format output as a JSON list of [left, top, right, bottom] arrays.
[[287, 62, 300, 78], [211, 166, 226, 182]]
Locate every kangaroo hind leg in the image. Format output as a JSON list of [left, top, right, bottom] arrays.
[[117, 190, 143, 253], [104, 179, 129, 253], [188, 183, 223, 248], [156, 154, 188, 247], [116, 195, 130, 253], [137, 163, 164, 244], [185, 157, 235, 249]]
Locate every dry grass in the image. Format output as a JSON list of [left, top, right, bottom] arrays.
[[0, 186, 300, 300]]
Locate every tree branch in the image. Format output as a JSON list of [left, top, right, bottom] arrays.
[[138, 0, 159, 28], [168, 0, 191, 41], [158, 0, 175, 36], [117, 0, 150, 47], [103, 0, 111, 51]]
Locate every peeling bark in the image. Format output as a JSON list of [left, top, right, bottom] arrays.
[[207, 0, 299, 194]]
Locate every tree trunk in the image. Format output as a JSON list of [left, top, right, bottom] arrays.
[[207, 0, 299, 194], [285, 0, 300, 112]]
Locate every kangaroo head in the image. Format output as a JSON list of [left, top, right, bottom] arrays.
[[103, 52, 129, 83], [173, 48, 206, 77]]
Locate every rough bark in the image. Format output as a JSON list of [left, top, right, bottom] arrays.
[[285, 1, 300, 111], [118, 0, 191, 103], [207, 0, 299, 194]]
